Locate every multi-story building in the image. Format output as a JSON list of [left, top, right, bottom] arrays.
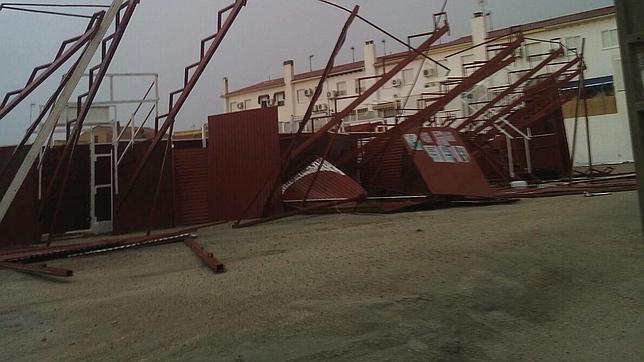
[[222, 6, 630, 165]]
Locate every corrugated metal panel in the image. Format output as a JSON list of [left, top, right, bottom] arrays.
[[282, 158, 365, 202], [114, 140, 174, 234], [208, 107, 282, 221], [174, 147, 209, 226], [0, 146, 40, 248], [359, 134, 427, 196], [405, 127, 493, 197], [40, 145, 92, 233]]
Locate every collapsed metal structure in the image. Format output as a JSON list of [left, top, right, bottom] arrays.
[[0, 1, 637, 277]]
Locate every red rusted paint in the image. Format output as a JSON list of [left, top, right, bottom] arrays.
[[114, 140, 174, 234], [0, 146, 40, 248], [174, 146, 210, 226], [282, 158, 366, 203], [404, 128, 494, 197], [208, 107, 282, 221]]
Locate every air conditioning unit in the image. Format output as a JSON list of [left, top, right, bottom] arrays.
[[462, 93, 474, 100], [423, 68, 436, 78], [392, 79, 403, 87], [327, 90, 339, 98], [314, 104, 328, 112], [237, 103, 245, 110], [304, 88, 314, 97], [375, 125, 388, 133], [424, 82, 438, 88]]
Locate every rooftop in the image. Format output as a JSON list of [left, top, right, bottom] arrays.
[[225, 5, 615, 97]]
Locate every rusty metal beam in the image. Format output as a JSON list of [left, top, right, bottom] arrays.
[[183, 238, 225, 274], [0, 0, 126, 231], [471, 59, 581, 136], [0, 12, 103, 119], [238, 5, 360, 221], [116, 0, 247, 214], [43, 0, 139, 245], [234, 195, 365, 229], [0, 261, 73, 277], [339, 34, 525, 169], [290, 21, 450, 163], [455, 47, 565, 132], [0, 55, 84, 183]]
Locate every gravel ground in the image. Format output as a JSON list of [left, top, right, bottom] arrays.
[[1, 191, 643, 361]]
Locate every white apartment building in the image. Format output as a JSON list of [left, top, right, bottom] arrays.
[[222, 6, 630, 165]]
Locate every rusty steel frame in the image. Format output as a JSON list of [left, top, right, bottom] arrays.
[[470, 70, 581, 180], [339, 34, 525, 170], [481, 68, 582, 141], [0, 11, 104, 120], [0, 55, 85, 183], [317, 0, 450, 74], [116, 0, 247, 215], [236, 11, 449, 225], [41, 0, 140, 245], [470, 57, 582, 136], [236, 5, 361, 222], [291, 18, 450, 163], [183, 237, 225, 274], [455, 47, 565, 132]]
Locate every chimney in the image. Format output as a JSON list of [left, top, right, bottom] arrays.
[[363, 40, 380, 102], [223, 77, 230, 113], [471, 12, 488, 61], [283, 60, 295, 119]]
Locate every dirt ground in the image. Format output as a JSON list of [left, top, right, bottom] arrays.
[[1, 191, 643, 361]]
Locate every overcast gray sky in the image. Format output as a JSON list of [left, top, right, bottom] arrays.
[[0, 0, 612, 145]]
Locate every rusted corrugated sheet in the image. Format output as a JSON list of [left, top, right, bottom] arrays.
[[280, 133, 359, 178], [114, 140, 174, 234], [40, 145, 91, 233], [404, 127, 493, 197], [359, 133, 427, 196], [282, 158, 365, 202], [0, 146, 40, 248], [208, 107, 282, 221], [174, 146, 209, 226]]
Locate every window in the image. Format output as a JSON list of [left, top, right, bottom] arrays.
[[258, 94, 271, 107], [525, 42, 543, 61], [297, 89, 308, 104], [461, 54, 474, 75], [244, 99, 252, 110], [402, 68, 415, 85], [564, 36, 580, 56], [601, 29, 619, 49], [562, 83, 618, 118], [336, 81, 347, 96], [273, 92, 285, 106], [230, 101, 239, 111], [355, 79, 363, 94]]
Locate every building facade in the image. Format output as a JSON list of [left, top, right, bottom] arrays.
[[222, 6, 630, 166]]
